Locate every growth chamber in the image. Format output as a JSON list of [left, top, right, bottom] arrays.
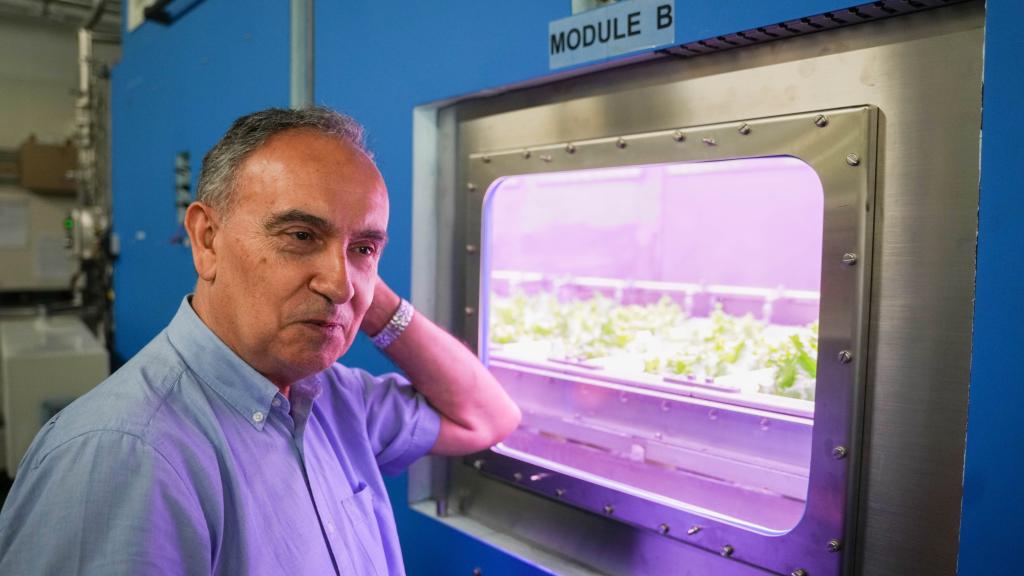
[[412, 3, 981, 575]]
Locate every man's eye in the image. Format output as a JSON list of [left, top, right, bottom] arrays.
[[291, 230, 314, 242], [354, 245, 377, 256]]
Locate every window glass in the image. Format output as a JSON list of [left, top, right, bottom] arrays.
[[482, 157, 824, 532]]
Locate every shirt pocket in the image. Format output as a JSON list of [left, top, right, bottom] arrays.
[[339, 483, 388, 576]]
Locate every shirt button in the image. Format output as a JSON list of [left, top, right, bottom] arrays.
[[272, 398, 281, 408], [252, 411, 265, 423]]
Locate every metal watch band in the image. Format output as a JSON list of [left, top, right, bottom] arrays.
[[370, 298, 415, 350]]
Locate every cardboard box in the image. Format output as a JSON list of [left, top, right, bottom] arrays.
[[18, 136, 77, 193]]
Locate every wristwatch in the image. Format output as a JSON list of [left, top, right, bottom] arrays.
[[370, 298, 415, 350]]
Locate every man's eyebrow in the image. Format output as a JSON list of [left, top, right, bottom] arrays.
[[262, 210, 334, 233], [355, 229, 389, 245]]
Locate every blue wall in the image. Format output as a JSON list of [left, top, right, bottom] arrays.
[[958, 1, 1024, 574]]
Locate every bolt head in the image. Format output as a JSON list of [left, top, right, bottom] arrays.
[[833, 445, 848, 459], [702, 137, 717, 146], [616, 138, 627, 149], [565, 143, 576, 154], [815, 114, 829, 127], [842, 252, 858, 266], [464, 306, 476, 317], [738, 123, 751, 135], [721, 545, 734, 557], [522, 149, 531, 159], [466, 182, 477, 192], [658, 523, 671, 535], [555, 488, 566, 497], [473, 459, 485, 470], [827, 538, 842, 552], [465, 244, 478, 254], [481, 156, 491, 163], [791, 570, 808, 576], [603, 504, 615, 515], [673, 130, 686, 142], [687, 525, 701, 536], [846, 153, 861, 166], [838, 350, 853, 364], [540, 154, 553, 163], [512, 472, 523, 482]]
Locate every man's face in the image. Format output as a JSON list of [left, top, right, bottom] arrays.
[[204, 129, 389, 385]]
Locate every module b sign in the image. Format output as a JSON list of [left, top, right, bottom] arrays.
[[549, 0, 675, 69]]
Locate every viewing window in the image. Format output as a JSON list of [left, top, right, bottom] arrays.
[[481, 157, 824, 533]]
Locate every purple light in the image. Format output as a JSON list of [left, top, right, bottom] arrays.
[[481, 156, 824, 533]]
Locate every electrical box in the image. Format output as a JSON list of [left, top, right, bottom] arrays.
[[0, 186, 77, 292], [0, 315, 108, 477]]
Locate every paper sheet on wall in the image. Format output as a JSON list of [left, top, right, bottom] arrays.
[[35, 233, 72, 279], [0, 199, 29, 247]]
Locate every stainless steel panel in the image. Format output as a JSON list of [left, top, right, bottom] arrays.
[[461, 102, 876, 576], [425, 3, 982, 575]]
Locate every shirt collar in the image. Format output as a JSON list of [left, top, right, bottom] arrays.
[[165, 296, 281, 431]]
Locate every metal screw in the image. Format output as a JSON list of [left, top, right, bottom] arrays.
[[673, 130, 686, 142], [465, 244, 478, 254], [512, 472, 523, 482], [827, 539, 842, 552], [555, 488, 566, 498], [791, 570, 808, 576], [842, 252, 858, 266], [838, 350, 853, 364], [466, 182, 477, 192], [565, 142, 576, 154], [473, 459, 485, 470], [464, 306, 476, 317], [846, 153, 860, 166], [481, 156, 491, 163], [738, 123, 751, 135], [540, 154, 553, 163], [616, 137, 627, 149], [814, 114, 829, 127], [702, 137, 717, 146], [658, 523, 671, 535], [603, 504, 614, 515], [721, 545, 734, 557], [522, 149, 531, 159], [687, 525, 702, 536], [833, 445, 848, 459]]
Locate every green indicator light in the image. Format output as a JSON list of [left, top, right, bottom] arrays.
[[64, 218, 74, 230]]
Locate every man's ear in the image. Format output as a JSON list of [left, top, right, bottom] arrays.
[[184, 202, 220, 281]]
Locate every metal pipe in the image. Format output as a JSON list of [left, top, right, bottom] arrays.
[[290, 0, 314, 108]]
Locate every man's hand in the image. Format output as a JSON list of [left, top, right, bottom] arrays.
[[362, 277, 521, 455]]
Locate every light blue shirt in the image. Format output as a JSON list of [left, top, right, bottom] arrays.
[[0, 297, 441, 575]]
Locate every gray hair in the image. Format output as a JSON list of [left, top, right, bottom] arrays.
[[196, 106, 369, 214]]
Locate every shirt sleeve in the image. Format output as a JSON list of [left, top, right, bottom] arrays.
[[349, 368, 442, 476], [0, 430, 210, 575]]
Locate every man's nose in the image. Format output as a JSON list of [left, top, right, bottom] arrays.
[[309, 247, 355, 304]]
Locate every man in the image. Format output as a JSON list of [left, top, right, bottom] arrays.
[[0, 107, 521, 575]]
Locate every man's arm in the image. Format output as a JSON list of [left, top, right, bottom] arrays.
[[361, 278, 521, 455], [0, 431, 210, 575]]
